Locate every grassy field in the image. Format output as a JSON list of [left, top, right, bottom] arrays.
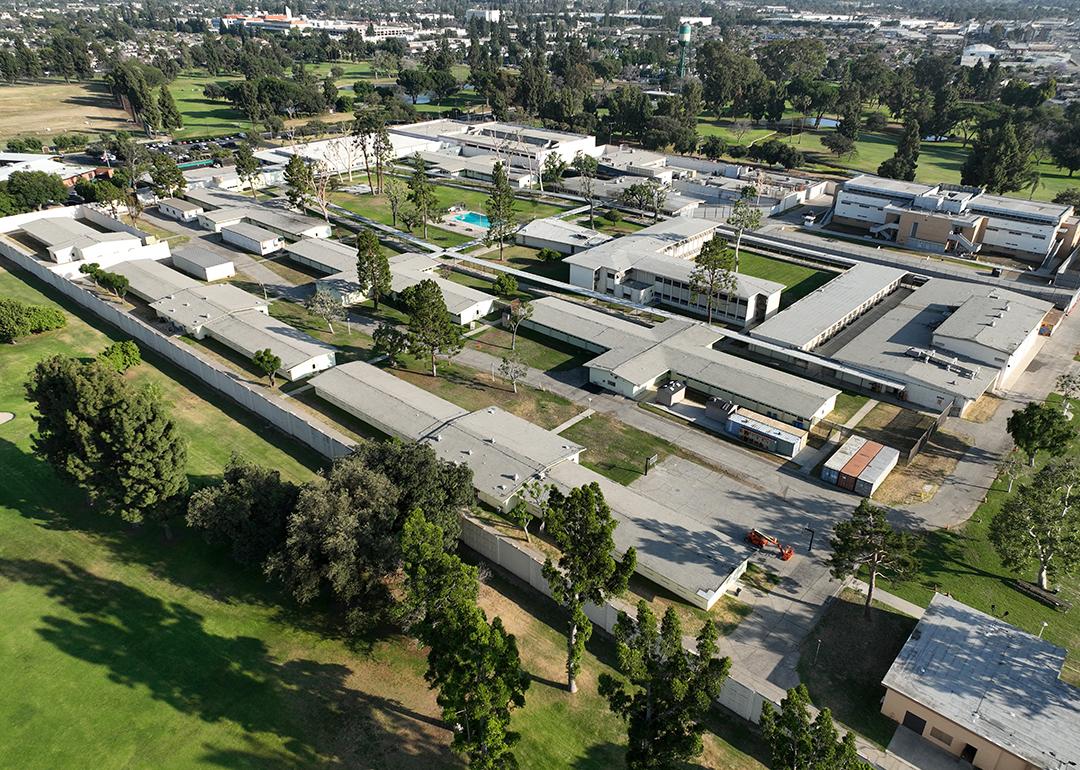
[[0, 79, 132, 142], [560, 412, 686, 486], [739, 251, 835, 307], [468, 325, 592, 373], [268, 299, 376, 363], [874, 394, 1080, 683], [0, 259, 768, 769], [472, 244, 572, 283], [797, 590, 917, 748], [829, 392, 871, 426]]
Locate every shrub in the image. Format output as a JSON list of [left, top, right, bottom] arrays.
[[537, 248, 563, 262], [98, 340, 142, 372], [0, 298, 66, 343], [602, 209, 622, 223]]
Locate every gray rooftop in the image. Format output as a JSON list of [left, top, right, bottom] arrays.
[[882, 594, 1080, 768], [200, 207, 248, 224], [283, 237, 357, 274], [222, 222, 281, 243], [110, 258, 200, 301], [151, 284, 267, 330], [172, 245, 234, 270], [159, 197, 202, 213], [527, 297, 838, 420], [203, 308, 334, 369], [516, 217, 613, 249], [244, 207, 327, 236], [20, 217, 136, 250], [933, 293, 1050, 358], [844, 174, 937, 199], [751, 263, 905, 350], [182, 187, 236, 209], [563, 216, 720, 274]]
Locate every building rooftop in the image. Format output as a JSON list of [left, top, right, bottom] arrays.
[[562, 216, 719, 273], [110, 258, 201, 301], [516, 217, 613, 250], [202, 308, 334, 369], [0, 152, 96, 183], [750, 263, 906, 350], [151, 284, 268, 330], [223, 222, 281, 243], [882, 594, 1080, 769], [20, 217, 136, 250], [159, 197, 202, 213], [283, 237, 357, 274], [244, 207, 327, 236], [200, 207, 249, 224], [933, 293, 1050, 358], [172, 245, 234, 270]]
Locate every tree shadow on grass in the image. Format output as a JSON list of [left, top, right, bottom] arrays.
[[0, 557, 456, 769]]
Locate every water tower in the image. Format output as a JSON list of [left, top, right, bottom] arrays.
[[677, 22, 692, 78]]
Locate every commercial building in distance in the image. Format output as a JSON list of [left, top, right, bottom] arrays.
[[881, 594, 1080, 769], [831, 174, 1080, 262], [563, 217, 784, 327], [523, 297, 839, 428], [310, 361, 750, 610]]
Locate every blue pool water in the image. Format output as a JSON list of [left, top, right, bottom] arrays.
[[455, 211, 490, 228]]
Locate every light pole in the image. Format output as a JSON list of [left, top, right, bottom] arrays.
[[805, 526, 816, 553]]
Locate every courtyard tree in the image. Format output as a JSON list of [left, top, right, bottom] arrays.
[[760, 684, 872, 770], [1055, 369, 1080, 413], [306, 288, 344, 334], [688, 237, 737, 325], [828, 499, 919, 619], [372, 322, 408, 366], [407, 153, 438, 239], [543, 482, 636, 693], [26, 356, 188, 531], [493, 272, 517, 298], [235, 142, 261, 199], [402, 279, 462, 377], [990, 458, 1080, 591], [996, 449, 1024, 494], [253, 348, 281, 386], [599, 600, 730, 770], [185, 454, 300, 567], [384, 177, 407, 228], [499, 352, 528, 394], [1006, 401, 1075, 465], [572, 151, 599, 228], [284, 154, 314, 208], [351, 108, 379, 194], [355, 228, 392, 309], [505, 299, 533, 351], [310, 159, 339, 222], [727, 186, 762, 272], [148, 152, 185, 197], [484, 161, 517, 258]]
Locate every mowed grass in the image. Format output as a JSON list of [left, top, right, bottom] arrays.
[[738, 251, 835, 307], [0, 79, 132, 142], [560, 412, 683, 486], [874, 395, 1080, 684], [0, 260, 769, 768], [468, 325, 592, 373]]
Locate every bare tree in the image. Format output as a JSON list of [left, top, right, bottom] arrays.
[[1056, 369, 1080, 414], [505, 299, 533, 351], [310, 160, 339, 223], [499, 353, 528, 394], [997, 449, 1023, 494]]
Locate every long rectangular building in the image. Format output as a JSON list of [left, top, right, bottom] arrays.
[[523, 297, 839, 428]]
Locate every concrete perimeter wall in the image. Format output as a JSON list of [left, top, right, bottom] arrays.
[[2, 243, 775, 725]]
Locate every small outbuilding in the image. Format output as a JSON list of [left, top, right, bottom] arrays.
[[171, 246, 235, 282], [221, 222, 283, 255], [157, 197, 204, 223], [821, 435, 899, 496]]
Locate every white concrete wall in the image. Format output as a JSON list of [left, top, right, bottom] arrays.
[[980, 216, 1057, 258], [833, 190, 890, 226], [222, 229, 282, 255]]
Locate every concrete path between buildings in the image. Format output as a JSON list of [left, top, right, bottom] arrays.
[[845, 398, 879, 428], [552, 408, 594, 434], [844, 577, 926, 619]]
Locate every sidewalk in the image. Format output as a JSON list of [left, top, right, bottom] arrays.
[[843, 577, 925, 619]]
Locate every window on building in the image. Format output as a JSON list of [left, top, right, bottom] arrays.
[[929, 727, 953, 746]]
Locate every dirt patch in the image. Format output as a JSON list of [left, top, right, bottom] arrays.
[[873, 429, 972, 505], [854, 402, 936, 456], [963, 393, 1002, 424], [0, 80, 131, 140]]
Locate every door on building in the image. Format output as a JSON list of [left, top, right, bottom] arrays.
[[960, 744, 978, 763], [901, 712, 927, 735]]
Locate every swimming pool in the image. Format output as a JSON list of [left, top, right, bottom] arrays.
[[454, 211, 490, 228]]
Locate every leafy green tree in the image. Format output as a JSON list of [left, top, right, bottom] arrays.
[[402, 278, 462, 377], [727, 187, 762, 272], [688, 238, 737, 325], [543, 482, 636, 693], [493, 273, 517, 297], [828, 499, 919, 619], [235, 142, 261, 199], [397, 68, 431, 104], [284, 154, 313, 208], [0, 298, 65, 343], [990, 458, 1080, 591], [701, 136, 727, 161], [571, 151, 599, 228], [384, 177, 407, 228], [760, 685, 872, 770], [484, 161, 517, 259], [821, 132, 856, 159], [407, 153, 438, 239], [4, 170, 67, 211], [185, 454, 300, 567], [599, 600, 730, 770], [541, 153, 567, 190], [355, 228, 392, 309], [877, 119, 921, 181], [372, 321, 408, 365], [157, 85, 183, 130], [252, 347, 281, 386], [149, 152, 186, 197], [1053, 187, 1080, 207], [97, 340, 141, 372], [961, 121, 1033, 194], [398, 508, 479, 634], [1007, 401, 1075, 465], [26, 356, 188, 529]]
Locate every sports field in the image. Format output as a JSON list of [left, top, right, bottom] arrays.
[[0, 79, 132, 142]]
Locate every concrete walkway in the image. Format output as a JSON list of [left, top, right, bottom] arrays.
[[845, 398, 879, 428], [552, 408, 594, 434], [844, 577, 926, 619]]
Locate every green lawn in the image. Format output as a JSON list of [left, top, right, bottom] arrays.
[[468, 325, 593, 373], [696, 113, 776, 146], [560, 412, 685, 486], [268, 299, 376, 362], [797, 590, 917, 747], [876, 393, 1080, 684], [829, 392, 871, 426], [0, 260, 768, 768], [573, 215, 648, 236], [473, 245, 571, 283], [738, 251, 835, 307]]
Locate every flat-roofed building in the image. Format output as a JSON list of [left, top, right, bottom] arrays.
[[515, 217, 613, 255], [19, 217, 143, 264], [831, 174, 1080, 262], [109, 258, 201, 302], [524, 297, 838, 428], [171, 246, 235, 282], [157, 197, 204, 223], [310, 361, 749, 610], [283, 236, 356, 274], [197, 207, 249, 233], [829, 279, 1051, 415], [200, 308, 336, 380], [244, 208, 331, 240], [750, 263, 906, 350], [222, 222, 283, 255], [417, 150, 537, 187], [881, 594, 1080, 769], [563, 217, 782, 327], [150, 284, 269, 334]]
